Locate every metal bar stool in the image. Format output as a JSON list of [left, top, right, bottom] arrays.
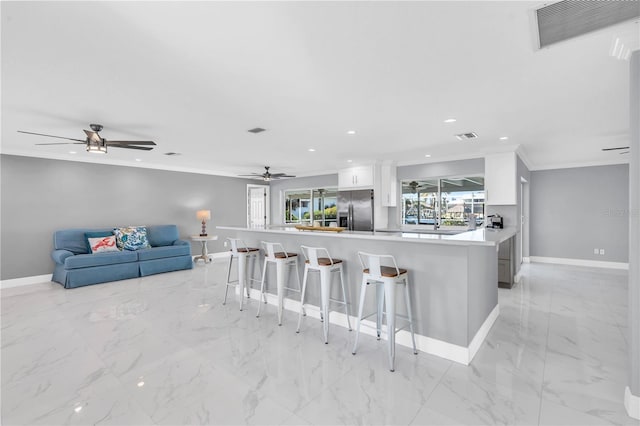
[[257, 241, 303, 325], [352, 251, 417, 372], [296, 245, 352, 344], [223, 238, 261, 311]]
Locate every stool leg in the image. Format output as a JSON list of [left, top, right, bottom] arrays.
[[352, 276, 368, 355], [403, 277, 418, 355], [247, 253, 255, 298], [238, 253, 246, 311], [256, 259, 268, 318], [376, 283, 384, 340], [320, 266, 330, 344], [384, 279, 396, 372], [339, 264, 352, 331], [294, 260, 305, 316], [297, 264, 309, 333], [223, 255, 233, 306], [276, 260, 285, 326]]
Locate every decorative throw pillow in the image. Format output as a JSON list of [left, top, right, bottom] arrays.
[[85, 231, 113, 253], [88, 235, 120, 253], [113, 226, 150, 251]]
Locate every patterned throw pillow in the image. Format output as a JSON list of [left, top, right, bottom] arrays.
[[88, 235, 120, 253], [113, 226, 151, 251]]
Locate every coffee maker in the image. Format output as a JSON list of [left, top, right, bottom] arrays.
[[487, 214, 504, 229]]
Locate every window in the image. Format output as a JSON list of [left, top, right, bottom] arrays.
[[401, 177, 484, 230], [284, 188, 337, 225]]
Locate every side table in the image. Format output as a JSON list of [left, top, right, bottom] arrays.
[[191, 235, 219, 263]]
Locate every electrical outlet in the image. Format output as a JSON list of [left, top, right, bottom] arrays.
[[594, 248, 599, 254], [599, 249, 605, 255]]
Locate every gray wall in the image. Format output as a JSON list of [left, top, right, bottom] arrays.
[[268, 174, 338, 225], [628, 50, 639, 398], [529, 164, 629, 263], [0, 154, 251, 280], [389, 158, 485, 228]]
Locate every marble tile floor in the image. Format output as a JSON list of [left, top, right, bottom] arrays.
[[1, 261, 637, 425]]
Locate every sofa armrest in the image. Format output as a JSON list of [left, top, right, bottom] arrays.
[[52, 249, 75, 264], [173, 240, 190, 246]]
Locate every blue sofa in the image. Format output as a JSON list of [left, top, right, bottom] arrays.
[[51, 225, 193, 289]]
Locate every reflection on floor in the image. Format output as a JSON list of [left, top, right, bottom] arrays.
[[1, 262, 637, 425]]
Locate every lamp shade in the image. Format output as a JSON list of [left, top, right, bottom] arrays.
[[196, 210, 211, 221]]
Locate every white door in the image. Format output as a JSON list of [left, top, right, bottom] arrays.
[[247, 185, 270, 228]]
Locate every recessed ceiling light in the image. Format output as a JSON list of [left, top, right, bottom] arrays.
[[137, 380, 145, 387], [444, 118, 457, 123], [74, 406, 83, 413], [425, 154, 431, 158], [499, 136, 509, 141], [347, 159, 353, 163], [308, 148, 316, 152], [135, 158, 142, 162], [69, 151, 76, 154], [347, 130, 357, 135]]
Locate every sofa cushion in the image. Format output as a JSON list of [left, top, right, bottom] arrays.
[[54, 228, 113, 254], [88, 235, 119, 253], [137, 244, 191, 261], [85, 231, 113, 252], [147, 225, 179, 247], [113, 226, 150, 251], [65, 250, 138, 269]]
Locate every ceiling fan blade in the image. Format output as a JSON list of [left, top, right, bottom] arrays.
[[106, 140, 156, 146], [602, 146, 630, 151], [108, 145, 154, 151], [34, 142, 86, 145], [269, 173, 296, 178], [83, 130, 102, 142], [17, 130, 85, 142]]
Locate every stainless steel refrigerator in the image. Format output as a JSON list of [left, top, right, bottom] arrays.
[[337, 189, 374, 231]]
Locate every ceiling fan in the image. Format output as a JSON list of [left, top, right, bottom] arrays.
[[17, 124, 156, 153], [403, 180, 435, 193], [239, 166, 296, 181]]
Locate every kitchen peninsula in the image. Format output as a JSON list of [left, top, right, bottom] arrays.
[[217, 225, 516, 365]]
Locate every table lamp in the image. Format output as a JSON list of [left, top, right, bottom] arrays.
[[197, 210, 211, 236]]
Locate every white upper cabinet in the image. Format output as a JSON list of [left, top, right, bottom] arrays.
[[485, 152, 517, 205], [380, 163, 397, 207], [338, 165, 374, 189]]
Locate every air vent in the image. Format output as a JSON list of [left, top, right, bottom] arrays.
[[536, 0, 640, 49], [248, 127, 266, 134], [164, 152, 181, 156], [455, 132, 479, 141]]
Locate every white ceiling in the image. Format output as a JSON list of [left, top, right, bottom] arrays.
[[1, 1, 638, 177]]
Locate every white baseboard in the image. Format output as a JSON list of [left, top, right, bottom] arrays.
[[467, 304, 500, 363], [522, 257, 531, 264], [237, 287, 493, 365], [530, 256, 629, 270], [209, 251, 231, 261], [626, 386, 640, 420], [0, 274, 52, 289]]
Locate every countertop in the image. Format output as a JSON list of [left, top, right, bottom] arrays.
[[217, 225, 516, 247]]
